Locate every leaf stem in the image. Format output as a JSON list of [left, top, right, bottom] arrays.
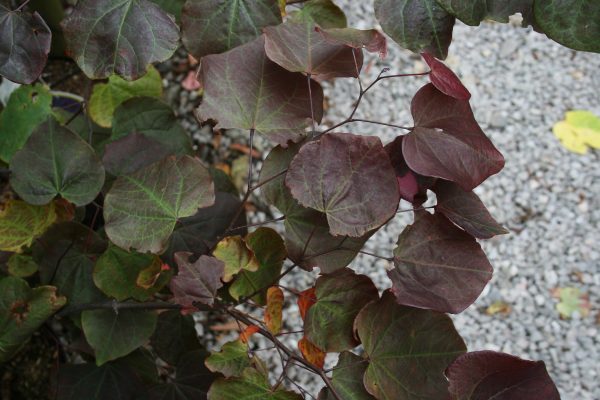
[[56, 300, 182, 317], [14, 0, 31, 11], [50, 90, 85, 103]]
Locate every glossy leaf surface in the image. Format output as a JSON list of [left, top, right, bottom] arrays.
[[103, 155, 214, 253], [355, 291, 466, 399], [197, 36, 323, 146], [208, 367, 302, 399], [318, 352, 375, 400], [421, 52, 470, 100], [170, 252, 225, 307], [0, 200, 57, 252], [205, 339, 252, 378], [181, 0, 281, 59], [10, 118, 105, 206], [0, 5, 51, 84], [286, 132, 399, 237], [62, 0, 179, 80], [446, 351, 560, 400], [305, 269, 378, 352]]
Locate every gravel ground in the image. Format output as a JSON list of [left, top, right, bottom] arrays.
[[164, 4, 600, 398]]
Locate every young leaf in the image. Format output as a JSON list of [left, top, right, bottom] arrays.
[[390, 212, 493, 313], [208, 367, 302, 399], [555, 287, 590, 319], [150, 310, 202, 365], [305, 269, 378, 352], [354, 291, 467, 399], [10, 118, 105, 206], [289, 0, 347, 29], [7, 253, 38, 277], [446, 351, 560, 400], [88, 66, 163, 128], [93, 245, 171, 301], [0, 200, 57, 252], [405, 83, 504, 190], [0, 5, 51, 84], [0, 83, 52, 163], [553, 110, 600, 154], [196, 36, 324, 147], [374, 0, 455, 59], [61, 0, 179, 80], [436, 0, 534, 26], [205, 339, 253, 378], [297, 287, 316, 320], [264, 287, 284, 335], [214, 236, 259, 283], [318, 352, 375, 400], [421, 52, 470, 100], [316, 27, 387, 58], [534, 0, 600, 53], [433, 180, 508, 239], [181, 0, 282, 59], [170, 252, 225, 308], [102, 132, 173, 176], [285, 132, 399, 237], [0, 276, 66, 362], [298, 336, 325, 368], [103, 155, 214, 253], [82, 308, 158, 366], [264, 21, 363, 79]]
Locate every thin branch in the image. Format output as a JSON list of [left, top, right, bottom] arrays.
[[50, 90, 85, 103], [250, 168, 287, 191], [235, 215, 286, 230], [353, 249, 393, 261], [286, 0, 308, 4], [56, 300, 181, 317], [348, 118, 412, 131], [14, 0, 31, 11]]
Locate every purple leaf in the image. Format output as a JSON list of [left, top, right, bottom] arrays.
[[316, 27, 387, 58], [446, 351, 561, 400], [264, 22, 363, 79], [102, 133, 172, 176], [285, 132, 399, 237], [389, 212, 493, 313], [0, 6, 51, 84], [196, 36, 323, 147], [170, 252, 225, 307], [421, 52, 470, 100], [433, 180, 508, 239], [404, 83, 504, 190]]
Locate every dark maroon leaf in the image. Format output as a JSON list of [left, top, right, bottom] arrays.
[[446, 351, 561, 400], [433, 180, 508, 239], [404, 83, 504, 190], [102, 133, 172, 176], [389, 212, 493, 313], [421, 52, 470, 100], [264, 22, 363, 79], [285, 132, 399, 237], [170, 252, 225, 307], [196, 36, 323, 147], [316, 27, 387, 58], [61, 0, 179, 80], [0, 5, 51, 84]]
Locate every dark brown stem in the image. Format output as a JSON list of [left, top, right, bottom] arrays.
[[235, 215, 286, 230], [15, 0, 31, 11], [353, 249, 393, 261]]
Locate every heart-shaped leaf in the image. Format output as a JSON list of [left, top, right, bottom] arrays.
[[205, 339, 253, 378], [7, 254, 38, 277], [446, 351, 560, 400], [389, 212, 493, 313], [404, 83, 504, 190], [374, 0, 455, 59], [289, 0, 347, 29], [61, 0, 180, 80], [196, 36, 323, 147], [316, 27, 387, 58], [103, 155, 215, 253], [436, 0, 534, 26], [354, 291, 466, 399], [318, 351, 375, 400], [102, 132, 173, 176], [421, 52, 470, 100], [305, 269, 378, 352], [433, 180, 508, 239], [170, 252, 225, 308], [286, 132, 399, 237], [0, 5, 51, 84], [0, 200, 57, 253], [0, 83, 52, 163], [264, 21, 363, 79], [10, 118, 105, 206], [214, 236, 259, 282], [181, 0, 281, 59], [150, 310, 202, 365], [208, 367, 303, 399]]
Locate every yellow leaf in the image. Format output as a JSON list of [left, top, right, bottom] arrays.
[[298, 336, 325, 368], [264, 287, 284, 335], [0, 200, 57, 252], [553, 110, 600, 153], [214, 236, 259, 282]]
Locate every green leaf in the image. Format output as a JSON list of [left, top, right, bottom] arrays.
[[435, 0, 533, 26], [0, 276, 66, 362], [354, 291, 466, 399], [7, 253, 38, 277], [61, 0, 179, 80], [318, 352, 375, 400], [150, 310, 202, 365], [0, 200, 57, 252], [181, 0, 282, 59], [374, 0, 455, 59], [290, 0, 347, 28], [553, 110, 600, 154], [229, 227, 287, 304], [534, 0, 600, 53], [82, 308, 158, 365], [555, 287, 590, 319], [213, 236, 259, 283], [305, 269, 378, 352], [110, 97, 193, 155], [93, 245, 171, 301], [88, 66, 163, 128], [205, 339, 252, 378], [104, 155, 215, 253], [208, 367, 302, 400], [149, 0, 185, 21], [9, 118, 105, 206], [0, 83, 52, 162]]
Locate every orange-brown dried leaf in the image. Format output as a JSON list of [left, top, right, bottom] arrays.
[[240, 325, 260, 343], [297, 287, 317, 320], [264, 287, 284, 335], [298, 336, 325, 369]]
